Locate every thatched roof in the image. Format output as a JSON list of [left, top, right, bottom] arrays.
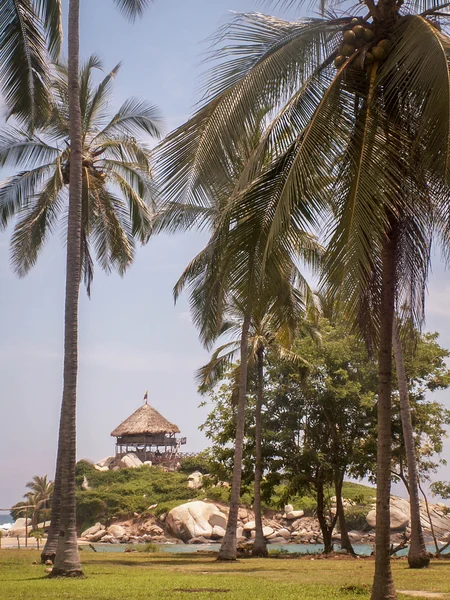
[[111, 402, 180, 437]]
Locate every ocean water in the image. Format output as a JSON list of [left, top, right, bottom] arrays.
[[0, 514, 12, 527]]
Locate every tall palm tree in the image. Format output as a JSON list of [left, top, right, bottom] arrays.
[[156, 3, 449, 595], [47, 0, 153, 575], [197, 294, 315, 557], [0, 0, 62, 125]]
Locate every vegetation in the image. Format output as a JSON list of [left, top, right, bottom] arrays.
[[2, 551, 450, 600], [74, 462, 201, 529]]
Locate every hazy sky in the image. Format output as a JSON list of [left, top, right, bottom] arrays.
[[0, 0, 449, 510]]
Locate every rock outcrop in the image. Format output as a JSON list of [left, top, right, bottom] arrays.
[[166, 501, 227, 542]]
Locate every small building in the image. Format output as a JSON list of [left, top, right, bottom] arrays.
[[111, 400, 186, 465]]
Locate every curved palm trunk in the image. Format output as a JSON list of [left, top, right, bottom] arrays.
[[41, 439, 63, 562], [392, 320, 429, 569], [335, 473, 355, 555], [50, 0, 83, 578], [218, 315, 251, 561], [251, 346, 268, 558], [371, 229, 398, 600]]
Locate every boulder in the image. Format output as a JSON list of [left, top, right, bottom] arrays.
[[366, 506, 409, 530], [119, 453, 143, 469], [81, 522, 103, 538], [262, 526, 274, 538], [209, 512, 227, 529], [87, 529, 107, 542], [244, 520, 256, 531], [166, 501, 227, 542], [96, 456, 116, 469], [187, 471, 204, 490], [284, 504, 294, 514], [107, 524, 126, 539], [236, 527, 244, 539], [276, 528, 291, 540], [187, 536, 211, 544], [212, 526, 226, 539], [284, 510, 304, 520], [8, 518, 31, 537], [81, 476, 90, 490]]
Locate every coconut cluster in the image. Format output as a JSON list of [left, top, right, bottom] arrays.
[[334, 18, 390, 70]]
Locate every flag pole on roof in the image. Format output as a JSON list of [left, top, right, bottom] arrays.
[[143, 390, 148, 404]]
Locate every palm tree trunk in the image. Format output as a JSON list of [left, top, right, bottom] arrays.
[[218, 314, 251, 561], [41, 440, 63, 562], [252, 346, 268, 558], [335, 472, 355, 555], [50, 0, 83, 578], [371, 228, 398, 600], [392, 320, 429, 569]]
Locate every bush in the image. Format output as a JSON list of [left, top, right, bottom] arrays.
[[179, 451, 214, 475], [343, 506, 370, 531]]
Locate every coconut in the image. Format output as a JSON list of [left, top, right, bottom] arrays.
[[343, 30, 356, 44], [355, 37, 365, 48], [378, 39, 390, 50], [352, 25, 365, 37], [334, 55, 347, 68], [372, 45, 387, 60], [351, 18, 360, 24], [363, 28, 375, 42], [341, 43, 355, 56], [365, 52, 375, 65]]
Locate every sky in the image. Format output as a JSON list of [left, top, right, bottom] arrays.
[[0, 0, 449, 510]]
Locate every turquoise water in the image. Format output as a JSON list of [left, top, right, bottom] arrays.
[[86, 542, 449, 556], [87, 542, 375, 555]]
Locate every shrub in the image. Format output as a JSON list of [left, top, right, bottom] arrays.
[[343, 506, 370, 531]]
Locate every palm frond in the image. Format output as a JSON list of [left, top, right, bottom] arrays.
[[0, 163, 54, 229], [113, 0, 152, 21], [0, 0, 51, 123], [35, 0, 62, 58], [95, 98, 162, 140]]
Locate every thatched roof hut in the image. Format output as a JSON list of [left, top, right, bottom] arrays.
[[111, 401, 184, 461], [111, 402, 180, 437]]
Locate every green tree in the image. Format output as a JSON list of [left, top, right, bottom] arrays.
[[198, 295, 314, 557], [0, 0, 61, 124], [157, 2, 450, 593]]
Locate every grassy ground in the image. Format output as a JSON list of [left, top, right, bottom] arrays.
[[1, 550, 450, 600]]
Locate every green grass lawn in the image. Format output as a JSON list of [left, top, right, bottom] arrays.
[[1, 550, 450, 600]]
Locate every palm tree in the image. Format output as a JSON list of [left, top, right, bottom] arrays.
[[198, 294, 315, 557], [157, 3, 449, 595], [0, 0, 61, 125], [49, 0, 154, 575], [25, 475, 54, 530]]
